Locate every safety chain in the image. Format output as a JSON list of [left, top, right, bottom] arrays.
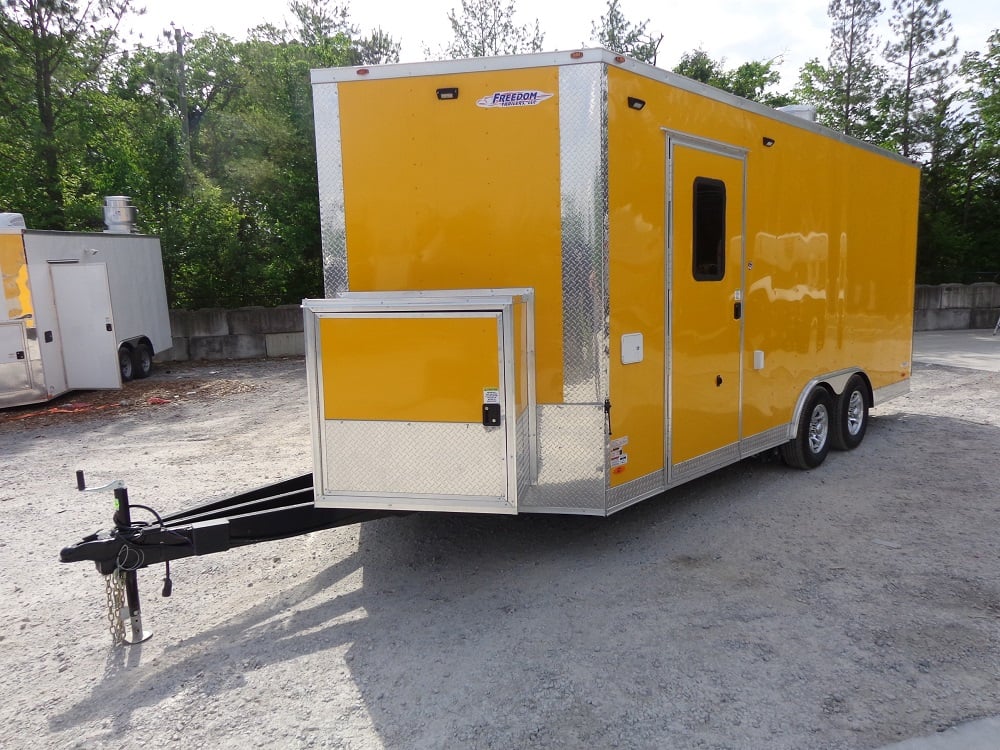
[[104, 571, 127, 645]]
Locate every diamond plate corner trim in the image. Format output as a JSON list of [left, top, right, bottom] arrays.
[[559, 63, 609, 405], [606, 470, 666, 515], [515, 408, 532, 500], [520, 403, 606, 510], [312, 83, 348, 296]]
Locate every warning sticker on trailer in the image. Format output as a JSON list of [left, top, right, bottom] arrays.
[[483, 388, 501, 404], [476, 90, 554, 108], [610, 435, 629, 468]]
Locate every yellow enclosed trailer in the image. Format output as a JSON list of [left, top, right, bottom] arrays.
[[303, 49, 919, 516]]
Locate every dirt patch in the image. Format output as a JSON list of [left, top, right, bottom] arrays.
[[0, 362, 263, 427]]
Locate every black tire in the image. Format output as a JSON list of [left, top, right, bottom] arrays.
[[831, 374, 869, 451], [131, 343, 154, 379], [118, 345, 134, 382], [780, 387, 833, 470]]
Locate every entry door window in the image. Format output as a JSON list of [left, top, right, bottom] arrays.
[[692, 177, 726, 281]]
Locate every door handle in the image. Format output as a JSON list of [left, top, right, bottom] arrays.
[[733, 301, 742, 320]]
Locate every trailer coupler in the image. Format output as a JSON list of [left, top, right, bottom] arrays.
[[61, 472, 405, 644]]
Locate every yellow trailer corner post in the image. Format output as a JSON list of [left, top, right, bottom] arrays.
[[305, 49, 920, 517]]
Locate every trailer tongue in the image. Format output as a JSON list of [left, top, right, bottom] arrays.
[[60, 472, 405, 644]]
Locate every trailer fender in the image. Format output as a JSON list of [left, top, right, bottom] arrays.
[[787, 368, 869, 439]]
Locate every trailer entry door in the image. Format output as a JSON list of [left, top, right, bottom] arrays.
[[667, 137, 746, 477], [304, 291, 535, 514], [49, 262, 122, 390]]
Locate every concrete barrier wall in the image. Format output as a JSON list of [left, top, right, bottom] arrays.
[[157, 284, 1000, 362], [157, 305, 305, 362], [914, 283, 1000, 331]]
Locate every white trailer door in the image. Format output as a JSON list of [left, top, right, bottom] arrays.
[[50, 263, 122, 390]]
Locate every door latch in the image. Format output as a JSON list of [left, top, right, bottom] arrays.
[[482, 403, 501, 426]]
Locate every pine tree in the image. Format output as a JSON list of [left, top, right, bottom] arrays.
[[882, 0, 958, 158], [590, 0, 662, 65], [793, 0, 887, 140], [443, 0, 544, 58]]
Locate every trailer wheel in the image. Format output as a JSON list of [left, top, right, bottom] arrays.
[[118, 345, 135, 382], [131, 343, 154, 379], [781, 387, 832, 470], [831, 375, 869, 451]]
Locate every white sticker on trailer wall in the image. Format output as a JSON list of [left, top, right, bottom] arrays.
[[610, 435, 630, 468], [483, 388, 500, 404], [477, 91, 554, 108]]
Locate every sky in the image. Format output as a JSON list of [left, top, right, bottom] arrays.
[[125, 0, 998, 89]]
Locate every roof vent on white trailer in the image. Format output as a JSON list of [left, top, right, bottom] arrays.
[[777, 104, 818, 122], [0, 213, 26, 229], [103, 195, 138, 233]]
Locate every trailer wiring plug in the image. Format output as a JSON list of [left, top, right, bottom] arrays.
[[111, 502, 187, 597]]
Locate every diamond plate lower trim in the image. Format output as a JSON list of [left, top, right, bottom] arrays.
[[873, 379, 909, 406], [669, 443, 741, 486], [607, 470, 665, 515], [740, 425, 789, 457], [313, 83, 348, 296], [559, 63, 608, 404], [521, 403, 606, 510], [322, 420, 506, 498]]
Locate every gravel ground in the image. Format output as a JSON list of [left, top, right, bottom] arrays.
[[0, 352, 997, 750]]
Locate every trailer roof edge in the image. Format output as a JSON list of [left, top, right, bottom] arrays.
[[310, 48, 919, 170]]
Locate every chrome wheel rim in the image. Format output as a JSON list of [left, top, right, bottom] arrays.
[[808, 404, 829, 454], [846, 390, 864, 436]]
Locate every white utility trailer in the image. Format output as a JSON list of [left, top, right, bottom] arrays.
[[0, 198, 172, 409]]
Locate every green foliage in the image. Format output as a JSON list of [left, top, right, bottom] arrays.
[[3, 0, 997, 307], [443, 0, 544, 58], [0, 0, 138, 228], [590, 0, 662, 65], [673, 49, 788, 105]]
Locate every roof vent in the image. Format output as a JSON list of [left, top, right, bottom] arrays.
[[776, 104, 817, 122], [103, 195, 138, 233], [0, 213, 26, 229]]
